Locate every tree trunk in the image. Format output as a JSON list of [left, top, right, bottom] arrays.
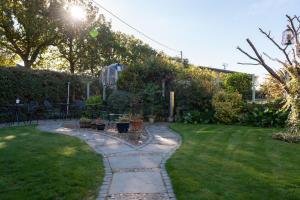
[[287, 95, 300, 135], [23, 59, 32, 68]]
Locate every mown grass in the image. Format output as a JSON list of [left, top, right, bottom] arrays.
[[167, 124, 300, 200], [0, 126, 104, 200]]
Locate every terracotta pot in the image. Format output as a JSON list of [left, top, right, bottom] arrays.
[[130, 119, 143, 131]]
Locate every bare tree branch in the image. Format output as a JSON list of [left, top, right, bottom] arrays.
[[259, 28, 293, 65], [263, 52, 286, 65], [238, 38, 285, 85], [237, 46, 261, 63], [237, 62, 260, 65]]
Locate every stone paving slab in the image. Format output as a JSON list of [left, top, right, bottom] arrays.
[[95, 144, 134, 155], [140, 143, 176, 153], [109, 154, 162, 170], [109, 171, 166, 194]]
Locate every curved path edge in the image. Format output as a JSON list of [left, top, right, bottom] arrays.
[[37, 121, 181, 200]]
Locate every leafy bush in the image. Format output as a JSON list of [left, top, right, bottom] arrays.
[[224, 73, 252, 100], [107, 90, 131, 113], [85, 95, 102, 105], [142, 83, 162, 116], [212, 90, 243, 124], [84, 95, 103, 118], [182, 110, 214, 124], [241, 101, 288, 127]]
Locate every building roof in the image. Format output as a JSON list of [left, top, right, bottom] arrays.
[[198, 66, 252, 75]]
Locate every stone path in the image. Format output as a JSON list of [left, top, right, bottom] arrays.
[[38, 121, 181, 200]]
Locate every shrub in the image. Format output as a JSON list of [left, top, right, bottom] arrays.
[[224, 73, 252, 100], [85, 95, 102, 105], [212, 90, 243, 124], [241, 101, 288, 127], [182, 110, 214, 124], [84, 95, 103, 118], [107, 90, 131, 113]]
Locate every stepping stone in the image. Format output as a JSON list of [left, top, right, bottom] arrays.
[[96, 144, 133, 155], [109, 171, 166, 194], [140, 143, 175, 153], [108, 154, 162, 170], [153, 135, 179, 146]]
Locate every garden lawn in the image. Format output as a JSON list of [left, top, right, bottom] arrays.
[[0, 126, 104, 200], [167, 124, 300, 200]]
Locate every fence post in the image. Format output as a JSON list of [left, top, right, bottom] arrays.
[[168, 91, 175, 122]]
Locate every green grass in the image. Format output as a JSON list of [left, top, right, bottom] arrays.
[[0, 126, 104, 200], [167, 124, 300, 200]]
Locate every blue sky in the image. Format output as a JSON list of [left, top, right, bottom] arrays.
[[95, 0, 299, 83]]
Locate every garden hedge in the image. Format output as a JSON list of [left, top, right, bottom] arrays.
[[0, 67, 100, 106]]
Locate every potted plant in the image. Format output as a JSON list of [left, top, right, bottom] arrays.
[[95, 118, 106, 131], [130, 115, 143, 131], [91, 120, 97, 129], [116, 115, 130, 133], [79, 117, 92, 128]]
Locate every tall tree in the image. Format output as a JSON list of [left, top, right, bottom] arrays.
[[54, 0, 99, 74], [0, 0, 56, 68], [238, 15, 300, 136]]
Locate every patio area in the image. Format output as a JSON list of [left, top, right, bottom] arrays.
[[37, 120, 181, 200]]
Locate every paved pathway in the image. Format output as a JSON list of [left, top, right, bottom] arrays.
[[38, 121, 181, 200]]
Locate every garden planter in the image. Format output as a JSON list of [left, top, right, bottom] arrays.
[[116, 122, 130, 133], [130, 119, 143, 131], [91, 122, 97, 129], [96, 123, 106, 131], [79, 122, 91, 128]]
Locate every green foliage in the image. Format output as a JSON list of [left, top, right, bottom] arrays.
[[182, 110, 214, 124], [0, 67, 100, 105], [79, 117, 92, 123], [212, 90, 243, 124], [241, 102, 288, 128], [107, 90, 131, 113], [142, 83, 162, 116], [224, 73, 252, 100], [0, 0, 57, 68], [174, 67, 218, 113], [83, 95, 103, 119], [85, 95, 102, 105]]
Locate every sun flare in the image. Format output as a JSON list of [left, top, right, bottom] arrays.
[[69, 5, 86, 21]]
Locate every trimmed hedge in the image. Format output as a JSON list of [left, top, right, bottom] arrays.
[[0, 67, 100, 106]]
